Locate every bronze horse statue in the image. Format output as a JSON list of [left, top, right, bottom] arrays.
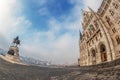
[[12, 36, 20, 47]]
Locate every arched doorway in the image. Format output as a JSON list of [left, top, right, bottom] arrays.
[[92, 49, 96, 65], [100, 44, 107, 62]]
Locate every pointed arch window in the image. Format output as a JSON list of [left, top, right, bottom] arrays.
[[86, 32, 89, 39], [89, 30, 92, 36], [116, 35, 120, 45], [100, 32, 102, 37], [96, 36, 98, 41], [118, 20, 120, 26], [90, 14, 93, 19], [94, 20, 99, 28], [91, 49, 96, 64], [100, 44, 106, 52], [92, 50, 96, 57], [105, 16, 113, 26]]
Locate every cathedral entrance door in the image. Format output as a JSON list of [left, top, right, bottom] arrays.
[[101, 52, 107, 62], [92, 49, 96, 65], [100, 44, 107, 62]]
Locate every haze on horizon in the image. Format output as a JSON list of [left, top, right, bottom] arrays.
[[0, 0, 103, 65]]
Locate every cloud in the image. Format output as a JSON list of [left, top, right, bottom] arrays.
[[20, 0, 83, 64], [21, 32, 79, 64], [82, 0, 103, 11], [38, 7, 49, 16], [0, 0, 103, 65], [18, 14, 80, 64], [0, 0, 32, 53], [31, 0, 102, 64], [0, 0, 31, 36], [0, 34, 9, 50], [35, 0, 47, 6]]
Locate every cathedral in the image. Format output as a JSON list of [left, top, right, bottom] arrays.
[[79, 0, 120, 66]]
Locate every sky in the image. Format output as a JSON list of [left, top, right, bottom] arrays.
[[0, 0, 103, 65]]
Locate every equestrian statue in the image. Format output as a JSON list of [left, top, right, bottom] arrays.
[[12, 36, 20, 47]]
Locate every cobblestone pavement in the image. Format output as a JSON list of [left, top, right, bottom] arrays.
[[0, 58, 120, 80]]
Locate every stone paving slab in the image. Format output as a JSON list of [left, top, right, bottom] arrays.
[[0, 57, 120, 80]]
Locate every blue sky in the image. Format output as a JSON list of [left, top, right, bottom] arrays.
[[0, 0, 103, 64], [22, 0, 79, 31]]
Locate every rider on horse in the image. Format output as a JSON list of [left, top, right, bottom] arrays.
[[13, 36, 20, 47]]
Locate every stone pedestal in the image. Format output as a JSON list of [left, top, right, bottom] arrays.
[[5, 46, 20, 62]]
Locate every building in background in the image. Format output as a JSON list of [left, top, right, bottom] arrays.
[[79, 0, 120, 66]]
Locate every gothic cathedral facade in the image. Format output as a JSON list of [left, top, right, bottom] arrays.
[[79, 0, 120, 66]]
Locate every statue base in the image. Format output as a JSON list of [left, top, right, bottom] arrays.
[[5, 46, 20, 62]]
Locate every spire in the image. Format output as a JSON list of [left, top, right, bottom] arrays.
[[88, 6, 100, 20], [81, 9, 84, 14], [88, 7, 94, 12], [88, 7, 96, 15], [81, 9, 88, 16], [79, 30, 82, 40]]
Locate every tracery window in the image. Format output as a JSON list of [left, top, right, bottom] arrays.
[[105, 16, 113, 26], [112, 2, 119, 9], [109, 9, 114, 16], [105, 4, 109, 10], [112, 28, 116, 33]]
